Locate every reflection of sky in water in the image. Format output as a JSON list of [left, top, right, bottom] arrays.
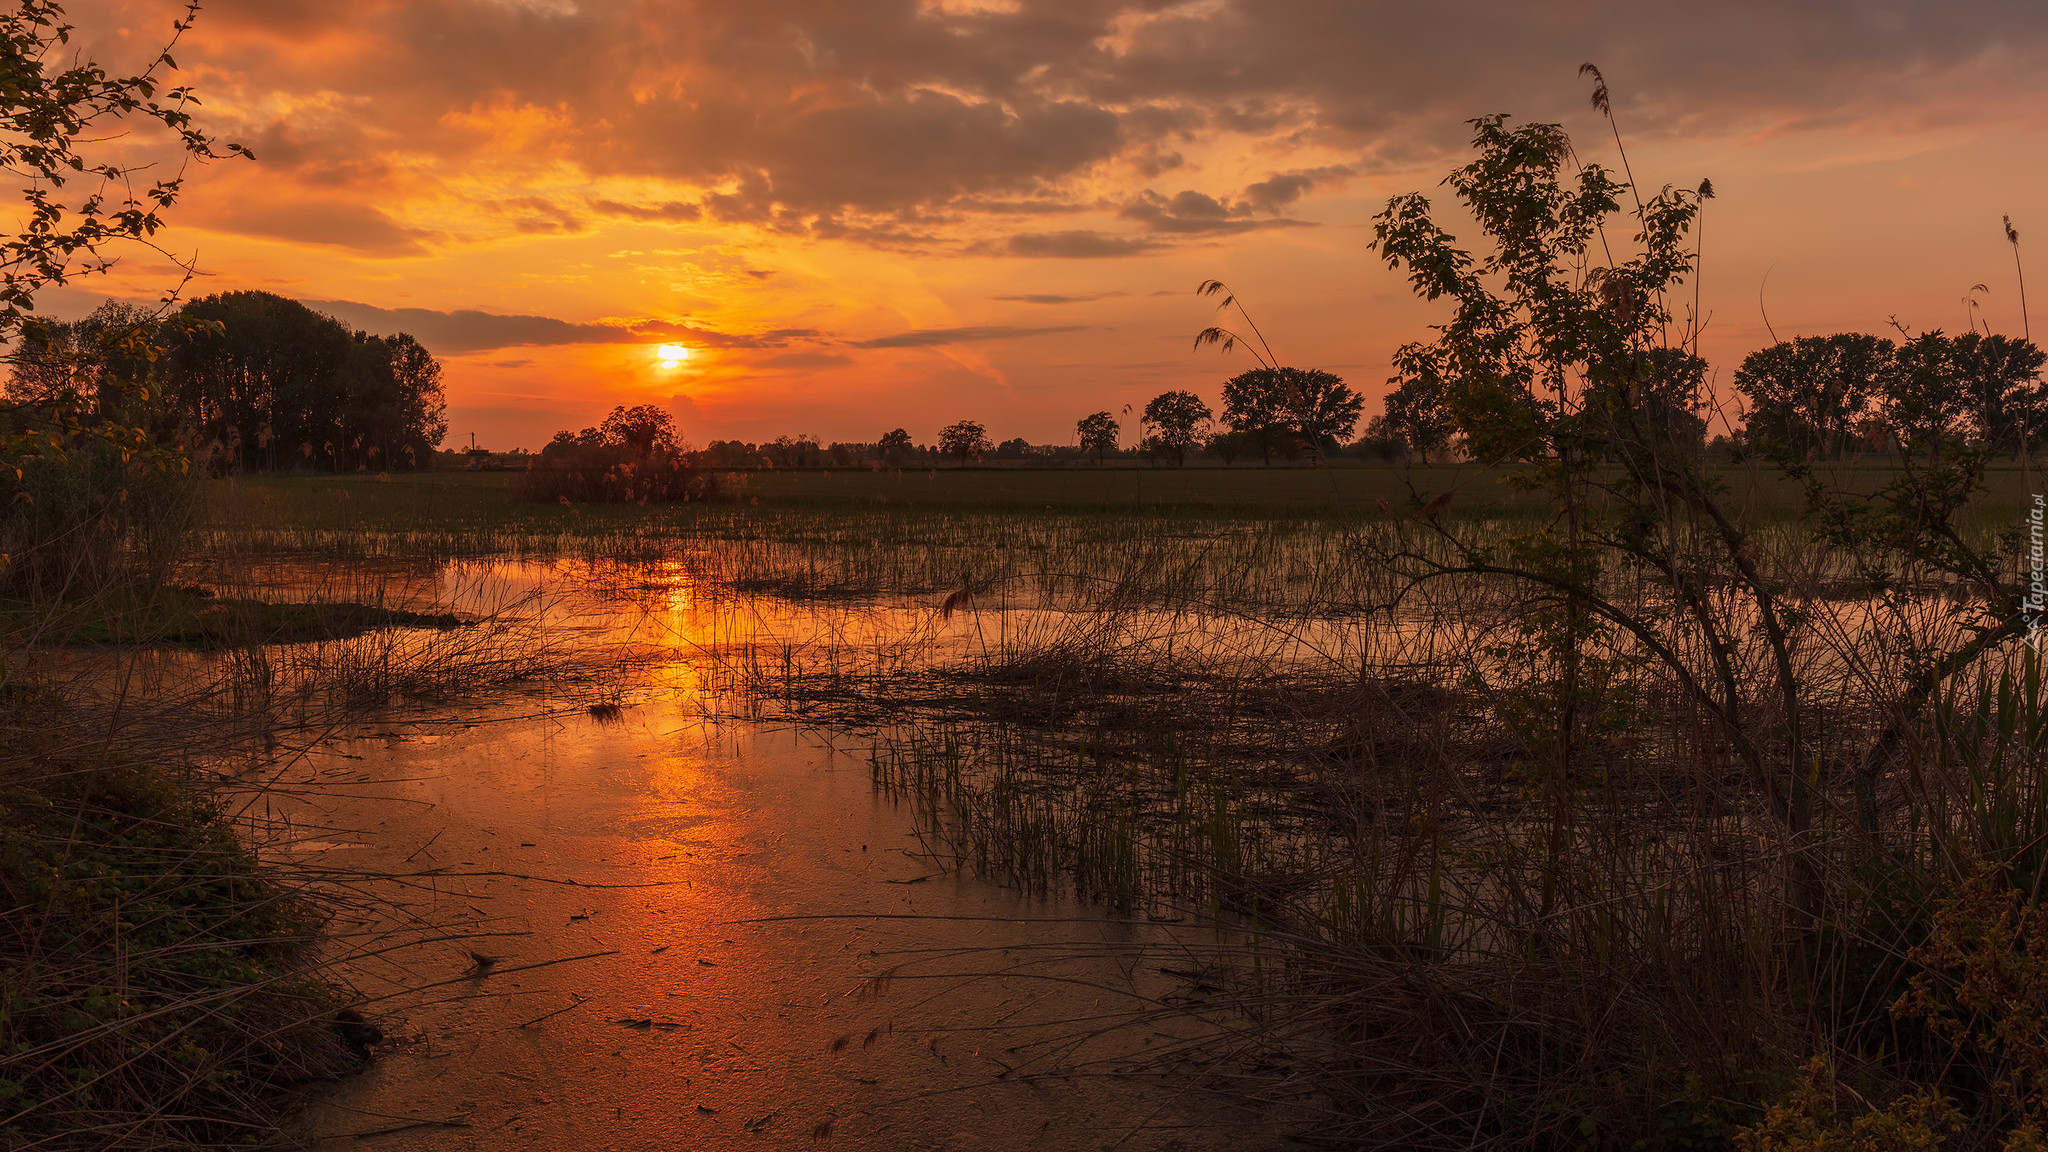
[[60, 538, 1988, 1146], [281, 636, 1269, 1149]]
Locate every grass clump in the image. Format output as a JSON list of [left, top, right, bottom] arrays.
[[3, 582, 465, 648], [0, 700, 358, 1149]]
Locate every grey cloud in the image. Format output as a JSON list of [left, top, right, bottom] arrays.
[[758, 351, 855, 368], [302, 299, 819, 354], [1115, 166, 1352, 234], [642, 90, 1121, 228], [195, 198, 438, 256], [850, 325, 1087, 348], [1239, 166, 1355, 213], [1121, 190, 1233, 232], [501, 196, 590, 235], [1130, 146, 1186, 179], [589, 198, 704, 222], [1118, 189, 1318, 235], [999, 231, 1165, 258], [114, 0, 2048, 251], [950, 196, 1091, 216]]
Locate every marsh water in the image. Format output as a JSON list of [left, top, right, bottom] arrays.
[[246, 559, 1278, 1149]]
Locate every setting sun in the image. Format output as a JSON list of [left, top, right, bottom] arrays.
[[655, 343, 690, 366]]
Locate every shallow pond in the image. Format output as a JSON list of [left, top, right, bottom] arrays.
[[264, 562, 1278, 1149]]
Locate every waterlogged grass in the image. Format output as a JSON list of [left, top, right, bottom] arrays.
[[0, 523, 630, 1150], [214, 463, 1540, 526], [0, 715, 359, 1148], [2, 583, 465, 648], [540, 472, 2044, 1149], [140, 456, 2048, 1149]]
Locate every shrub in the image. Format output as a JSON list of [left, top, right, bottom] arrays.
[[517, 443, 727, 504], [0, 435, 198, 604], [0, 742, 355, 1146]]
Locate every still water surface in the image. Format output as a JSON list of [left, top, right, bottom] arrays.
[[272, 562, 1276, 1149]]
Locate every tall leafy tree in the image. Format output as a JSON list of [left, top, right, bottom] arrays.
[[159, 292, 446, 471], [339, 330, 447, 471], [1371, 112, 1834, 925], [1142, 390, 1210, 466], [0, 0, 250, 510], [1221, 366, 1366, 461], [938, 419, 991, 464], [1732, 334, 1890, 459], [1370, 107, 2046, 954], [877, 427, 914, 464], [1279, 367, 1366, 453], [1075, 410, 1119, 463], [1220, 368, 1288, 463], [1949, 331, 2047, 454], [1377, 372, 1455, 463], [8, 299, 163, 410], [383, 333, 448, 466], [1582, 347, 1709, 456], [599, 403, 678, 460], [1881, 330, 1972, 458]]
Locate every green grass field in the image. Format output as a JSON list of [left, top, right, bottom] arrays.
[[211, 462, 1518, 528], [206, 457, 2048, 542]]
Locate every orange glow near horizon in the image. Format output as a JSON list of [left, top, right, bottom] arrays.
[[50, 2, 2048, 453]]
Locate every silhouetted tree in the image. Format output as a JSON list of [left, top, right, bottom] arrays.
[[8, 300, 166, 420], [1143, 390, 1211, 466], [1947, 332, 2047, 454], [1205, 428, 1249, 464], [598, 404, 678, 461], [877, 427, 914, 464], [938, 419, 991, 464], [1583, 347, 1709, 457], [158, 291, 447, 471], [1280, 367, 1366, 454], [766, 434, 821, 467], [1221, 368, 1288, 463], [1881, 331, 1974, 458], [343, 331, 447, 471], [1377, 372, 1454, 463], [1733, 334, 1890, 460], [1075, 411, 1119, 463], [1354, 418, 1408, 462]]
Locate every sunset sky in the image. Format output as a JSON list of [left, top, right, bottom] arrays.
[[46, 0, 2048, 451]]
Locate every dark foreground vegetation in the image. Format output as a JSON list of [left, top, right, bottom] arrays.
[[0, 5, 342, 1143], [0, 9, 564, 1147], [0, 707, 363, 1145]]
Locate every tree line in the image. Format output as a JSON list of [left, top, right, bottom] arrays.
[[1076, 367, 1371, 466], [526, 365, 1377, 488], [1371, 328, 2046, 463], [5, 292, 449, 473]]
